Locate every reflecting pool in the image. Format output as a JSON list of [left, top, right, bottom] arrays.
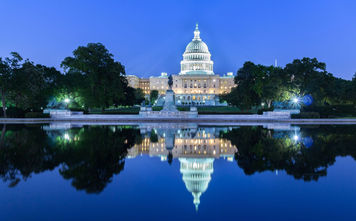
[[0, 123, 356, 220]]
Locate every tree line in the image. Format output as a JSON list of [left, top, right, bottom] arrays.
[[0, 43, 145, 117], [222, 58, 356, 110]]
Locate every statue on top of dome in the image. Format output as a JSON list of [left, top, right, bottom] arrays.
[[193, 23, 200, 40]]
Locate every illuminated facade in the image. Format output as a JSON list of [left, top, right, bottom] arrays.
[[149, 72, 169, 95], [127, 75, 150, 96], [126, 24, 236, 106]]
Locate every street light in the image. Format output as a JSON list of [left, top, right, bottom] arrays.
[[292, 98, 299, 104], [64, 98, 70, 109]]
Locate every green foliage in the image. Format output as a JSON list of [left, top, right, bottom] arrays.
[[150, 129, 158, 143], [152, 106, 163, 111], [9, 62, 61, 110], [223, 57, 355, 110], [0, 52, 62, 116], [61, 43, 133, 109], [223, 62, 286, 109], [150, 90, 159, 104], [123, 87, 145, 106], [0, 53, 23, 117], [89, 107, 140, 114], [197, 106, 252, 114]]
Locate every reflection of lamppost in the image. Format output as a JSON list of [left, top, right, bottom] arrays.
[[64, 133, 70, 140]]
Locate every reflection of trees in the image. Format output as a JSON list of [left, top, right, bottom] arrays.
[[223, 126, 356, 181], [0, 125, 59, 187], [57, 126, 141, 193], [0, 125, 141, 193]]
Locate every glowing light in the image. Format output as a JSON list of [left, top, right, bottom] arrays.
[[293, 135, 299, 141], [64, 133, 70, 140], [64, 98, 70, 104], [292, 98, 299, 103]]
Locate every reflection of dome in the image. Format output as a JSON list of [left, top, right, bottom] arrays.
[[179, 158, 214, 211], [180, 24, 214, 75]]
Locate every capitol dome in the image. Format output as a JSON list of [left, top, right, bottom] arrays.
[[180, 24, 214, 75]]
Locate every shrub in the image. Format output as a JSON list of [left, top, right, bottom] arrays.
[[0, 107, 25, 118], [102, 107, 140, 114], [301, 105, 356, 118], [152, 106, 163, 111], [25, 112, 50, 118], [291, 112, 320, 119]]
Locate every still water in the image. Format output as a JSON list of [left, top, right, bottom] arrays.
[[0, 123, 355, 220]]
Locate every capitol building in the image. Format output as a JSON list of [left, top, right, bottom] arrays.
[[127, 24, 236, 106]]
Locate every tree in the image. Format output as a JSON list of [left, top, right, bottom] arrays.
[[9, 61, 61, 111], [222, 62, 266, 109], [351, 73, 356, 105], [284, 58, 328, 104], [134, 88, 145, 105], [123, 87, 145, 106], [150, 90, 159, 104], [0, 52, 23, 117], [261, 66, 287, 108], [61, 43, 129, 109]]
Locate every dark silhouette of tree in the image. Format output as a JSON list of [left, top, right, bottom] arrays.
[[222, 126, 356, 181], [56, 126, 141, 193], [0, 125, 142, 193], [0, 125, 60, 187]]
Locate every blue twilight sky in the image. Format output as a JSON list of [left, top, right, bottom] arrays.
[[1, 0, 356, 79]]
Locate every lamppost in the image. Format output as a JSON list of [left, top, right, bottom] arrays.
[[64, 98, 70, 109]]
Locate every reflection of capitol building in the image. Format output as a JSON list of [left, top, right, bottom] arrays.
[[126, 24, 236, 105], [128, 127, 237, 160], [128, 125, 237, 210]]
